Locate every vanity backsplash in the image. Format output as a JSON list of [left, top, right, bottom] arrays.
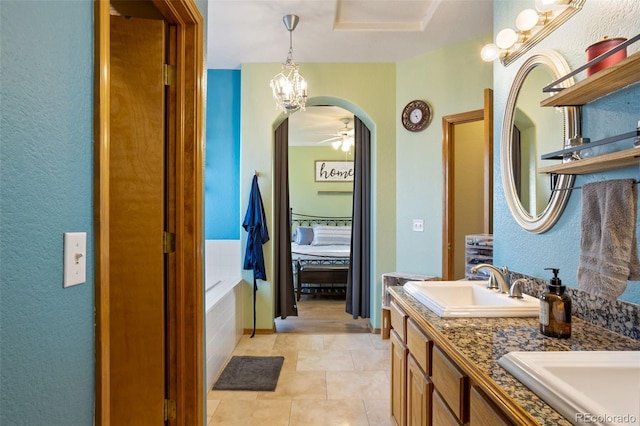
[[512, 271, 640, 341]]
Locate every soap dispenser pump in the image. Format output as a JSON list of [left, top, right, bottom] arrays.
[[539, 268, 571, 338]]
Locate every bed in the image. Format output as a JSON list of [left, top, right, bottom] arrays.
[[290, 211, 352, 301]]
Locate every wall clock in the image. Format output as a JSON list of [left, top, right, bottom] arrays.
[[401, 100, 432, 132]]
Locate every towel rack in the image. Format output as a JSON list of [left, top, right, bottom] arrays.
[[551, 178, 639, 192]]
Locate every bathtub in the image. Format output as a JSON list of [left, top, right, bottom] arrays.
[[205, 240, 243, 390]]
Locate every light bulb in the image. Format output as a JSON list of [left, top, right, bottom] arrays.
[[331, 141, 342, 150], [480, 43, 500, 61], [516, 9, 540, 32], [496, 28, 518, 49], [535, 0, 558, 13], [341, 141, 351, 152]]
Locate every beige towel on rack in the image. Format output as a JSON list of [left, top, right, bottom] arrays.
[[577, 179, 640, 300]]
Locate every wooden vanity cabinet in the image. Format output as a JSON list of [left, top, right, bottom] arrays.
[[390, 295, 518, 426], [470, 386, 514, 426], [407, 353, 432, 426], [390, 301, 409, 426], [431, 346, 469, 423], [390, 329, 408, 426]]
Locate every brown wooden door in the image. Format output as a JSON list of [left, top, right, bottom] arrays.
[[109, 15, 167, 424]]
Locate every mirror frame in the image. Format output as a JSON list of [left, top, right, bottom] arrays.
[[501, 50, 580, 233]]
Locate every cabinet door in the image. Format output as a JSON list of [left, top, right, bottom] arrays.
[[407, 354, 432, 426], [433, 390, 462, 426], [470, 386, 514, 426], [390, 330, 408, 426], [432, 346, 469, 423]]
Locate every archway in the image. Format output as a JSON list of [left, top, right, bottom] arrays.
[[272, 98, 374, 327]]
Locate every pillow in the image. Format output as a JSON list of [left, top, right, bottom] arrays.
[[294, 226, 314, 245], [311, 224, 351, 246]]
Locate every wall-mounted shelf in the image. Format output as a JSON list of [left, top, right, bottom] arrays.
[[540, 50, 640, 107], [539, 147, 640, 175]]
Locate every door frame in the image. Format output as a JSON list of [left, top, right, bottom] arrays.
[[94, 1, 204, 424], [442, 89, 493, 280]]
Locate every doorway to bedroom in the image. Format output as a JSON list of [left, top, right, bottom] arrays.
[[274, 104, 371, 332]]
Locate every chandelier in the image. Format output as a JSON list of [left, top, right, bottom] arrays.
[[270, 15, 307, 113]]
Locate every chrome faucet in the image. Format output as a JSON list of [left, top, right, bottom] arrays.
[[509, 278, 528, 299], [470, 264, 511, 294]]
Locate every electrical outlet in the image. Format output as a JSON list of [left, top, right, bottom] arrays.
[[412, 219, 424, 232]]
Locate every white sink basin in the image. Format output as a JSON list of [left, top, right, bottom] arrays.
[[403, 280, 539, 317], [499, 351, 640, 426]]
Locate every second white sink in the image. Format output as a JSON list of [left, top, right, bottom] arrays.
[[403, 280, 540, 317], [499, 351, 640, 426]]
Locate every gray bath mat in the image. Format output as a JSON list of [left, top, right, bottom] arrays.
[[213, 356, 285, 391]]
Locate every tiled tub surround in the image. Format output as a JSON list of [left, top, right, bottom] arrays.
[[389, 286, 640, 426], [511, 271, 640, 341]]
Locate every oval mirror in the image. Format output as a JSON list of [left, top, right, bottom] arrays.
[[501, 51, 580, 233]]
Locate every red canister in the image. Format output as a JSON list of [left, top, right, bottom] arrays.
[[585, 37, 627, 76]]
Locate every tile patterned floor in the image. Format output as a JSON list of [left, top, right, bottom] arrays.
[[207, 333, 391, 425]]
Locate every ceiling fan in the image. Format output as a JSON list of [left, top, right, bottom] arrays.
[[317, 118, 355, 152]]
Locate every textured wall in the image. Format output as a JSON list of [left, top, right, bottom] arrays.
[[205, 69, 241, 240], [0, 1, 94, 424], [493, 0, 640, 304]]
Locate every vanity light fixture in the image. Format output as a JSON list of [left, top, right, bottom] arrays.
[[481, 0, 585, 66], [270, 14, 308, 114]]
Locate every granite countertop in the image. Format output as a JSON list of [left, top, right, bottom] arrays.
[[388, 286, 640, 426]]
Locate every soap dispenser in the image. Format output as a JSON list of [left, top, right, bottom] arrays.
[[539, 268, 571, 338]]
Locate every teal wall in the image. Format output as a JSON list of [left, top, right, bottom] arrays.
[[1, 1, 209, 424], [492, 0, 640, 305], [289, 145, 353, 217], [205, 69, 241, 239], [0, 1, 94, 424]]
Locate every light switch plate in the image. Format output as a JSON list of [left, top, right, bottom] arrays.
[[64, 232, 86, 287], [412, 219, 424, 232]]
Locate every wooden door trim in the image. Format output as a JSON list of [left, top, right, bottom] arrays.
[[441, 88, 493, 281], [94, 1, 204, 424]]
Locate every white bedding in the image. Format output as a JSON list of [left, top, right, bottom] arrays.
[[291, 242, 350, 260]]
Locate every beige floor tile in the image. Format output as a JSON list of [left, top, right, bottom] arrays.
[[369, 333, 391, 350], [207, 389, 259, 401], [289, 399, 369, 426], [207, 399, 291, 426], [350, 348, 390, 371], [273, 334, 324, 351], [258, 370, 327, 400], [364, 398, 392, 425], [206, 399, 220, 419], [323, 333, 373, 351], [326, 370, 390, 400], [232, 334, 277, 354], [297, 350, 355, 371]]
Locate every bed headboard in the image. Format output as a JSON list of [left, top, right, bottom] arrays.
[[290, 209, 352, 228]]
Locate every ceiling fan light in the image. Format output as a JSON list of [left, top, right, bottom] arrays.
[[341, 141, 351, 152], [332, 140, 342, 150]]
